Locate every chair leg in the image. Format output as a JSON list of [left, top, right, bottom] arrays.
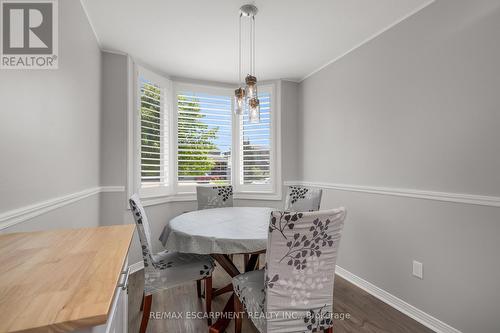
[[140, 294, 152, 333], [205, 276, 213, 326], [234, 296, 243, 333], [140, 291, 145, 311], [196, 280, 202, 298], [324, 327, 333, 333]]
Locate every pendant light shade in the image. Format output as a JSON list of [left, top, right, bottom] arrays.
[[248, 97, 260, 123], [233, 87, 245, 115]]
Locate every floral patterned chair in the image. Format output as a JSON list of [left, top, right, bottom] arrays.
[[129, 194, 215, 333], [196, 185, 234, 210], [233, 208, 346, 333], [197, 185, 242, 262], [285, 185, 323, 212]]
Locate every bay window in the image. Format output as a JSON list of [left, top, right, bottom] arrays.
[[133, 65, 281, 203]]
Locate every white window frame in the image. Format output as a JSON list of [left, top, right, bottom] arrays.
[[173, 81, 236, 197], [133, 64, 174, 199], [233, 82, 282, 200], [129, 65, 282, 204]]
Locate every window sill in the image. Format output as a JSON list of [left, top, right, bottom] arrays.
[[139, 193, 196, 207], [137, 191, 282, 208], [233, 192, 282, 201]]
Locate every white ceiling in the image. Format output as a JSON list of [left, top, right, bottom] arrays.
[[81, 0, 432, 83]]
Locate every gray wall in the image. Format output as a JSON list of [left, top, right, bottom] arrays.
[[299, 0, 500, 332], [100, 53, 128, 188], [3, 195, 101, 233], [0, 0, 102, 232], [281, 80, 301, 182], [100, 52, 129, 227]]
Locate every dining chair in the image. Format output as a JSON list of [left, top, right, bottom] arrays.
[[196, 185, 234, 210], [284, 185, 323, 211], [196, 185, 244, 263], [129, 194, 215, 333], [232, 208, 346, 333]]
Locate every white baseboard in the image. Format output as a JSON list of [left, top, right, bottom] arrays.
[[335, 266, 461, 333], [0, 186, 125, 230]]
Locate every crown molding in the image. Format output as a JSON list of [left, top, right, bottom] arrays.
[[79, 0, 101, 47], [299, 0, 435, 82]]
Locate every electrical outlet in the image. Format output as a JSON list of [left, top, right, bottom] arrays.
[[412, 260, 423, 279]]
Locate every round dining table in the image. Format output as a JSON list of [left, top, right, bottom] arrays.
[[158, 206, 274, 333]]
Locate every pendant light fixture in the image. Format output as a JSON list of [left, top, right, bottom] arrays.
[[234, 4, 260, 123]]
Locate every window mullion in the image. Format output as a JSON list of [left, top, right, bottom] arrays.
[[232, 98, 241, 192]]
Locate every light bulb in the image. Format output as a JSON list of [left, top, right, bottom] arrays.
[[245, 74, 257, 100], [233, 87, 245, 115]]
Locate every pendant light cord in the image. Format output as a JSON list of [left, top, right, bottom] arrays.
[[252, 16, 256, 76], [249, 15, 253, 76], [239, 13, 242, 84], [239, 10, 257, 81]]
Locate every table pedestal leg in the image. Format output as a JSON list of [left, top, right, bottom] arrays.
[[209, 294, 234, 333], [245, 253, 260, 272], [213, 283, 233, 297], [212, 254, 241, 277]]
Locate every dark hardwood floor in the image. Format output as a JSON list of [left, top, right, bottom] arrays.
[[128, 256, 434, 333]]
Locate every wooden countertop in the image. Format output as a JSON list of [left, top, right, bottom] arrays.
[[0, 225, 135, 333]]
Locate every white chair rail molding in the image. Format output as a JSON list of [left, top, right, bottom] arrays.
[[1, 0, 499, 333]]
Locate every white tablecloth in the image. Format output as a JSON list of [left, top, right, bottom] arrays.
[[159, 207, 274, 255]]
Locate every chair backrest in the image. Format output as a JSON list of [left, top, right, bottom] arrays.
[[196, 185, 234, 210], [129, 194, 155, 269], [265, 208, 346, 333], [284, 185, 323, 211]]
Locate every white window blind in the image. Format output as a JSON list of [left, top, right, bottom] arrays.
[[239, 91, 272, 185], [138, 72, 168, 190], [177, 91, 232, 185]]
